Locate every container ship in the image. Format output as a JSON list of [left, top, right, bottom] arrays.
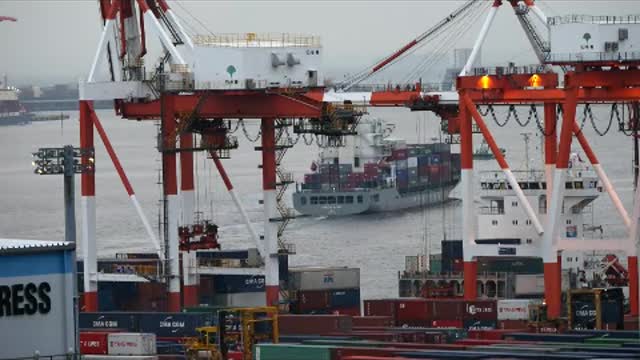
[[0, 77, 33, 126], [293, 118, 461, 216]]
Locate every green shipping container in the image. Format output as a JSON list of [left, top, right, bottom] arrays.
[[254, 344, 334, 360], [477, 257, 543, 274], [430, 259, 442, 273]]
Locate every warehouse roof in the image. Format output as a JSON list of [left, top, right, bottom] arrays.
[[0, 238, 74, 255]]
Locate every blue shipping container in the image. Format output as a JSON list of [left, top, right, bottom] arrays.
[[396, 169, 409, 180], [213, 274, 265, 293], [463, 319, 497, 330], [138, 312, 216, 338], [329, 289, 361, 308], [79, 312, 138, 331]]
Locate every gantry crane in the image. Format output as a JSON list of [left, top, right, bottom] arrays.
[[79, 0, 326, 312]]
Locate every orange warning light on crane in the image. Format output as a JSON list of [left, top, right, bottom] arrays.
[[480, 75, 492, 89], [529, 74, 542, 88]]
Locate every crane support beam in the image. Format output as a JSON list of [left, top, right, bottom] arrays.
[[88, 104, 164, 260], [462, 94, 545, 235], [461, 2, 501, 76], [572, 122, 632, 229], [209, 150, 263, 256], [119, 91, 324, 119]]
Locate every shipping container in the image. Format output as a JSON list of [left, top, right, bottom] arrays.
[[330, 289, 361, 308], [392, 149, 409, 160], [498, 299, 539, 321], [430, 299, 464, 321], [463, 300, 497, 321], [212, 274, 265, 293], [80, 313, 138, 332], [107, 333, 156, 356], [396, 298, 432, 327], [395, 160, 409, 169], [431, 319, 463, 328], [478, 257, 544, 274], [363, 299, 396, 319], [83, 356, 158, 360], [289, 267, 360, 291], [498, 319, 530, 330], [408, 157, 418, 168], [278, 314, 352, 335], [294, 290, 331, 313], [331, 307, 361, 317], [405, 256, 419, 273], [442, 240, 463, 261], [254, 344, 333, 360], [515, 274, 545, 296], [137, 312, 216, 338], [352, 316, 394, 328], [463, 319, 498, 330], [213, 292, 266, 308], [80, 332, 109, 355]]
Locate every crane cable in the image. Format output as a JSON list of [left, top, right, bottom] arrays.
[[395, 1, 488, 85], [172, 0, 216, 37], [338, 0, 484, 89], [401, 1, 490, 84]]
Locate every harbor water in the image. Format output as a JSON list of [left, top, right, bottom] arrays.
[[0, 106, 635, 300]]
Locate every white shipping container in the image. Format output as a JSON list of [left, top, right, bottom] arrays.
[[290, 267, 360, 291], [405, 256, 419, 273], [408, 157, 418, 168], [107, 333, 156, 356], [514, 274, 545, 296], [497, 299, 541, 320], [214, 292, 266, 307]]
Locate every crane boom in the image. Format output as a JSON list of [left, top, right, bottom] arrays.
[[340, 0, 482, 90]]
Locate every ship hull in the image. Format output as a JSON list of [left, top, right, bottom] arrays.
[[293, 185, 456, 217], [0, 113, 33, 126]]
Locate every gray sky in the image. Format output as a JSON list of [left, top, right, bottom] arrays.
[[1, 0, 639, 85]]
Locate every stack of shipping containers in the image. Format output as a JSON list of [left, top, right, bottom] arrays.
[[364, 298, 499, 330], [300, 144, 460, 193], [289, 267, 361, 316]]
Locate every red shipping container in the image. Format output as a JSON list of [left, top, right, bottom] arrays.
[[353, 316, 394, 328], [395, 298, 432, 326], [430, 299, 464, 321], [467, 329, 523, 341], [79, 332, 108, 355], [463, 300, 497, 321], [364, 299, 396, 319], [451, 259, 463, 273], [498, 319, 530, 330], [279, 314, 353, 335], [331, 306, 361, 316], [296, 290, 330, 312], [431, 319, 463, 328]]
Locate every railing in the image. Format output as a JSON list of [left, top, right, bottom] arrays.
[[546, 51, 640, 64], [549, 14, 640, 26], [471, 64, 550, 76], [479, 206, 505, 215], [341, 82, 447, 93], [193, 33, 321, 48]]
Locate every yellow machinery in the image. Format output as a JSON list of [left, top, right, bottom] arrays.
[[185, 326, 223, 360], [218, 306, 279, 360]]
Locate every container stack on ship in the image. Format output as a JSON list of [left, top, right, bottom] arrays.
[[294, 118, 461, 216]]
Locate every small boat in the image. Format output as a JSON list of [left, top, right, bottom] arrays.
[[473, 139, 506, 160]]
